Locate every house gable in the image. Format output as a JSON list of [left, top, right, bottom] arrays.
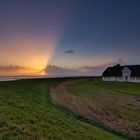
[[122, 67, 131, 77], [122, 67, 131, 81]]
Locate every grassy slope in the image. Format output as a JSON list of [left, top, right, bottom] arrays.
[[0, 79, 125, 140], [66, 79, 140, 139], [66, 80, 140, 96]]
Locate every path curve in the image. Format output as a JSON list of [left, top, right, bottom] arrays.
[[50, 81, 139, 138]]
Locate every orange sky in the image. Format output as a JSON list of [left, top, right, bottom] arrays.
[[0, 38, 58, 75], [0, 1, 139, 76]]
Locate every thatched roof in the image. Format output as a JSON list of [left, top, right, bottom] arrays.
[[102, 64, 140, 77]]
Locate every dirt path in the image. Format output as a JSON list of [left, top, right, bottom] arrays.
[[50, 81, 140, 138]]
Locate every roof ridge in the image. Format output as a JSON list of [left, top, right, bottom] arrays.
[[102, 64, 140, 77]]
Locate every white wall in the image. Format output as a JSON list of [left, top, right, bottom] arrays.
[[102, 77, 124, 82], [102, 77, 140, 83], [129, 80, 140, 83], [102, 77, 116, 81]]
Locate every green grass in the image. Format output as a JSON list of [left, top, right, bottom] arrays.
[[66, 79, 140, 139], [0, 78, 126, 140], [66, 79, 140, 96]]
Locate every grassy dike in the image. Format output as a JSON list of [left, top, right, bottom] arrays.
[[65, 79, 140, 139], [0, 78, 127, 140]]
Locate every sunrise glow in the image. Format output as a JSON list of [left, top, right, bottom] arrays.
[[0, 0, 139, 76]]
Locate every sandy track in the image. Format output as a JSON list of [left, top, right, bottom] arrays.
[[50, 81, 140, 138]]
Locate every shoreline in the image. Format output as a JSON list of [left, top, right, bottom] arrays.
[[0, 76, 46, 81], [0, 76, 101, 82]]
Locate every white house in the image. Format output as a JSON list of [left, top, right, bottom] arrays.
[[102, 64, 140, 83]]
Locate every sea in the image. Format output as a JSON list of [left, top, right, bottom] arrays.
[[0, 76, 46, 81], [0, 75, 96, 81]]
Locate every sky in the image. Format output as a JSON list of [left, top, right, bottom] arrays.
[[0, 0, 140, 76]]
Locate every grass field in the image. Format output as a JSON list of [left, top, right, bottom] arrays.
[[0, 78, 127, 140], [66, 79, 140, 139]]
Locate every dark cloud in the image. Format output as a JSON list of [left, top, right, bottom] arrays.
[[79, 62, 116, 76], [44, 62, 116, 76], [0, 65, 33, 71], [64, 50, 74, 54], [0, 65, 36, 75], [44, 65, 78, 76]]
